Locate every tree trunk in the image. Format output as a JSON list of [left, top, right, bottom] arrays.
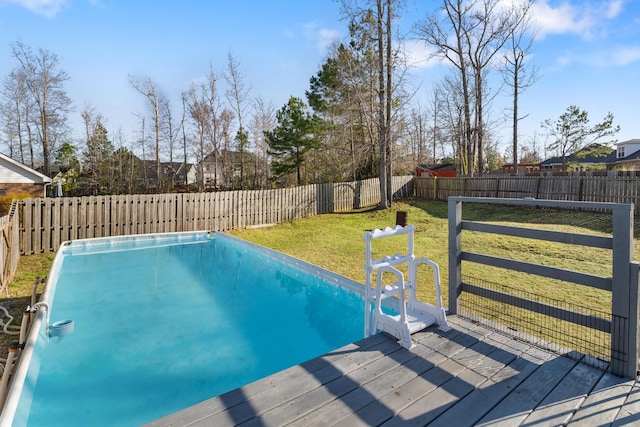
[[376, 0, 389, 209], [385, 0, 393, 206], [512, 71, 519, 174]]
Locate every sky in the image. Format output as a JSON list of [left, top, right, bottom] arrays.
[[0, 0, 638, 160]]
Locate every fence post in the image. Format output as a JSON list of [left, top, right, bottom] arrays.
[[611, 203, 638, 377], [433, 177, 438, 200], [448, 197, 462, 315], [578, 176, 585, 201], [630, 261, 640, 378]]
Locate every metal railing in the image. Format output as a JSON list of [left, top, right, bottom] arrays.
[[447, 196, 639, 378]]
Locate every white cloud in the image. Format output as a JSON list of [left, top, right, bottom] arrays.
[[0, 0, 67, 17], [531, 0, 625, 40], [317, 28, 340, 53], [402, 39, 440, 69], [297, 22, 341, 54], [548, 44, 640, 70], [610, 46, 640, 66], [606, 0, 624, 18], [552, 52, 573, 70]]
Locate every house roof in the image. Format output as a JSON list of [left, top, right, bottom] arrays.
[[612, 152, 640, 165], [611, 141, 640, 163], [417, 163, 456, 171], [134, 159, 195, 185], [0, 152, 52, 184], [616, 138, 640, 146], [541, 143, 613, 166]]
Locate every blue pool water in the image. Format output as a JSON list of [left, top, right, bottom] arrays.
[[4, 232, 365, 427]]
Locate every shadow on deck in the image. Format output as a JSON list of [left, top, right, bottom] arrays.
[[147, 316, 640, 426]]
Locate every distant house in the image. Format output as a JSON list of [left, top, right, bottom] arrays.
[[416, 163, 457, 177], [500, 163, 542, 174], [199, 149, 256, 189], [0, 152, 52, 198], [173, 162, 197, 188], [137, 159, 197, 191], [606, 139, 640, 171], [540, 143, 613, 171], [200, 152, 227, 189]]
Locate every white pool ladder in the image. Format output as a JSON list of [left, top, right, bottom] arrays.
[[364, 224, 449, 349]]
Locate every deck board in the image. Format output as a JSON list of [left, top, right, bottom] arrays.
[[146, 316, 639, 427], [521, 362, 605, 427], [567, 373, 635, 426], [613, 380, 640, 426]]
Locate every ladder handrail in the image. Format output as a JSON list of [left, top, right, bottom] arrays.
[[375, 265, 407, 322], [363, 224, 449, 345]]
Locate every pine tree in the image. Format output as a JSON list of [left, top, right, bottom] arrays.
[[265, 97, 319, 185]]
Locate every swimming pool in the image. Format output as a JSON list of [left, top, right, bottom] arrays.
[[1, 232, 366, 426]]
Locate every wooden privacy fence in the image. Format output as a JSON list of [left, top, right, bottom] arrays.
[[19, 176, 413, 255], [0, 201, 20, 294], [416, 176, 640, 212]]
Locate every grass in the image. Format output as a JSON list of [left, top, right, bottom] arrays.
[[0, 253, 53, 357], [1, 198, 637, 359]]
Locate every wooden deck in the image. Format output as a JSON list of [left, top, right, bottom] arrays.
[[147, 316, 640, 426]]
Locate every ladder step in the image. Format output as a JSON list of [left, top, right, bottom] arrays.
[[380, 310, 437, 334], [407, 311, 437, 333]]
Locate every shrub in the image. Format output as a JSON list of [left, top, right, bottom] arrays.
[[0, 192, 32, 216]]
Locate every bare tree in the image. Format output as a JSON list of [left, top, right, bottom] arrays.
[[436, 74, 467, 167], [427, 86, 447, 162], [81, 104, 101, 184], [10, 41, 72, 175], [180, 93, 189, 186], [405, 104, 428, 168], [1, 69, 33, 164], [183, 65, 222, 190], [111, 127, 138, 194], [417, 1, 473, 174], [225, 52, 251, 189], [417, 0, 531, 176], [379, 0, 393, 207], [339, 0, 401, 208], [502, 5, 538, 174], [160, 95, 178, 165], [250, 97, 276, 188], [132, 112, 147, 188], [219, 109, 235, 187], [183, 84, 210, 189], [129, 75, 163, 191]]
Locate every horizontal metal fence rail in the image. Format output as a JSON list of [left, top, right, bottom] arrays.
[[448, 196, 639, 378], [18, 176, 413, 255]]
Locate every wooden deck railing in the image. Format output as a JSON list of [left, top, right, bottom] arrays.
[[447, 196, 639, 378]]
